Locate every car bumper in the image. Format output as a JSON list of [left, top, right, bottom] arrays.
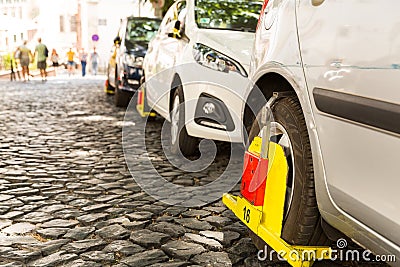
[[121, 65, 143, 92], [181, 67, 250, 143]]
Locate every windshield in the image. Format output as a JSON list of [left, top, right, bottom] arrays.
[[195, 0, 263, 32], [125, 19, 161, 49]]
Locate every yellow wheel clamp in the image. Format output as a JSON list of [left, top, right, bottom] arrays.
[[136, 83, 156, 118], [104, 79, 115, 94], [223, 93, 332, 267]]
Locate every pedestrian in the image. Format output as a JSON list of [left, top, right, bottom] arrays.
[[10, 58, 16, 81], [14, 58, 21, 80], [90, 47, 99, 75], [66, 48, 75, 76], [79, 48, 88, 77], [34, 38, 49, 81], [50, 49, 59, 75], [11, 53, 21, 81], [14, 40, 33, 82]]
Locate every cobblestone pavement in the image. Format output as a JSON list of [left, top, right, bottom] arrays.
[[0, 78, 389, 267]]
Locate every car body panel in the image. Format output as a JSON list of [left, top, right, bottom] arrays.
[[250, 0, 400, 263], [297, 0, 400, 247]]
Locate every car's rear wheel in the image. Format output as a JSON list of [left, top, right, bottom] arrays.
[[248, 95, 328, 248], [170, 86, 198, 156]]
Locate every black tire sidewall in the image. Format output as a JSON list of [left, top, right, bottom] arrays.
[[170, 87, 197, 156], [115, 87, 131, 107], [170, 88, 185, 154]]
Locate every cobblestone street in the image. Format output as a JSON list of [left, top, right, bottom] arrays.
[[0, 77, 389, 267], [0, 77, 270, 267]]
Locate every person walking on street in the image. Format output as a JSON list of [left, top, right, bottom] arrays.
[[34, 38, 49, 81], [50, 49, 59, 75], [90, 47, 99, 75], [11, 53, 21, 81], [79, 48, 88, 77], [10, 58, 16, 81], [14, 40, 33, 82], [66, 48, 75, 76]]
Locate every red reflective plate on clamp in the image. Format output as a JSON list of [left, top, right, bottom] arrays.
[[241, 150, 269, 207]]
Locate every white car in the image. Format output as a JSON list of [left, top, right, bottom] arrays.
[[239, 0, 400, 264], [143, 0, 263, 155]]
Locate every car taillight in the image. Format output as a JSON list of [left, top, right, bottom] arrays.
[[256, 0, 270, 31]]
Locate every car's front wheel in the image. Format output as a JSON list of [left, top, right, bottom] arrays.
[[170, 86, 198, 156], [248, 95, 328, 247]]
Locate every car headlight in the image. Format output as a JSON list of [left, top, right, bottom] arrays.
[[134, 56, 144, 68], [124, 54, 144, 68], [193, 43, 247, 77], [124, 53, 136, 66]]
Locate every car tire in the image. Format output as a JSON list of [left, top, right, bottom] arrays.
[[170, 86, 198, 156], [114, 68, 131, 107], [248, 95, 328, 247], [114, 86, 131, 107]]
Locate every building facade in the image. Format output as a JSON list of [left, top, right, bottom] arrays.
[[0, 0, 156, 72], [0, 0, 36, 52], [80, 0, 155, 72]]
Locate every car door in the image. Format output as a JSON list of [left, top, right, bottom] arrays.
[[146, 1, 186, 119], [297, 0, 400, 245]]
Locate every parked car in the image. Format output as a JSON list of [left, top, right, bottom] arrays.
[[143, 0, 263, 155], [106, 17, 161, 107], [228, 0, 400, 264]]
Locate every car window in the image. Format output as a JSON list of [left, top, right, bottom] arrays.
[[125, 19, 161, 49], [195, 0, 263, 32]]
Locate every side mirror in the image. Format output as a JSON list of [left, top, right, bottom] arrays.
[[173, 20, 181, 31], [168, 21, 182, 39]]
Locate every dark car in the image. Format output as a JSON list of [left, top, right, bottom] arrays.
[[106, 17, 161, 107]]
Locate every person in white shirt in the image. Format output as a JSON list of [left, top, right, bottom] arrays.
[[90, 47, 99, 75]]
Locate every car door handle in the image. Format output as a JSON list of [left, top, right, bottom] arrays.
[[312, 0, 325, 6]]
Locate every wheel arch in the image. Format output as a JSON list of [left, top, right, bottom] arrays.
[[246, 71, 349, 243], [244, 72, 296, 133], [169, 73, 183, 112]]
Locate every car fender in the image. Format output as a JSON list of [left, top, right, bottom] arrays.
[[250, 63, 341, 231]]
